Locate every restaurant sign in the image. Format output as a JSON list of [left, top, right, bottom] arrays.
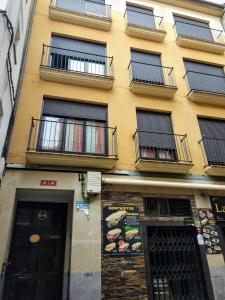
[[211, 198, 225, 222], [103, 206, 143, 256]]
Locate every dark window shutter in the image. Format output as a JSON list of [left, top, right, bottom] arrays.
[[174, 15, 213, 41], [43, 99, 107, 121], [126, 4, 155, 29], [136, 110, 175, 149], [184, 60, 225, 94], [199, 118, 225, 164], [131, 50, 164, 84], [51, 35, 106, 62]]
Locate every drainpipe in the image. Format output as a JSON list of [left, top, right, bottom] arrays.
[[0, 10, 15, 108], [102, 177, 225, 191], [1, 0, 37, 160]]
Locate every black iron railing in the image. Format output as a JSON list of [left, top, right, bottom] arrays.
[[184, 70, 225, 95], [27, 118, 118, 158], [133, 130, 192, 164], [124, 9, 164, 31], [173, 20, 225, 44], [128, 61, 177, 87], [199, 136, 225, 167], [41, 44, 114, 77], [50, 0, 111, 19]]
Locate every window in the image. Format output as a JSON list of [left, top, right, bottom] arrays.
[[174, 15, 213, 42], [144, 198, 192, 217], [131, 50, 164, 84], [199, 118, 225, 165], [184, 60, 225, 95], [126, 4, 155, 29], [50, 35, 106, 76], [39, 99, 107, 155], [136, 110, 177, 161], [56, 0, 108, 17]]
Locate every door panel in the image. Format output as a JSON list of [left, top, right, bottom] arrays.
[[3, 202, 67, 300], [146, 226, 209, 300]]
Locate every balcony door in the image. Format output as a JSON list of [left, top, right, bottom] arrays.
[[137, 110, 177, 161], [38, 99, 107, 156], [199, 118, 225, 165], [50, 35, 106, 76], [184, 60, 225, 95], [131, 50, 164, 85], [126, 4, 155, 29], [174, 15, 213, 42]]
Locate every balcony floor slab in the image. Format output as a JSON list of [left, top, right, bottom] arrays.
[[26, 151, 118, 169], [177, 35, 225, 55], [188, 90, 225, 106], [49, 6, 112, 31], [135, 159, 193, 173], [205, 165, 225, 176], [130, 81, 178, 98], [126, 24, 166, 42], [40, 66, 114, 90]]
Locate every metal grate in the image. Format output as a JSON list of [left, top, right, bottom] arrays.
[[147, 227, 208, 300], [144, 198, 193, 217]]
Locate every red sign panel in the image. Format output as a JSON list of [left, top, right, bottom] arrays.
[[40, 180, 57, 186]]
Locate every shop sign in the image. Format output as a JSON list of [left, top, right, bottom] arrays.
[[211, 198, 225, 222], [103, 206, 143, 256], [40, 180, 57, 186], [198, 208, 221, 254]]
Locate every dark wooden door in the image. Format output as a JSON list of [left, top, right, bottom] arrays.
[[3, 201, 67, 300]]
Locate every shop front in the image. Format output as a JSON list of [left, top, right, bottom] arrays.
[[101, 189, 215, 300]]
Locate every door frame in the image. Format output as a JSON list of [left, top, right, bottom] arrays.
[[1, 188, 74, 300], [141, 220, 215, 300]]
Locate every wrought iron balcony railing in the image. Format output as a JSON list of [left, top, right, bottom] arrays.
[[128, 61, 177, 88], [184, 70, 225, 95], [199, 136, 225, 167], [41, 44, 114, 78], [50, 0, 111, 19], [133, 130, 192, 164], [173, 20, 225, 44], [27, 118, 118, 158], [124, 9, 164, 31]]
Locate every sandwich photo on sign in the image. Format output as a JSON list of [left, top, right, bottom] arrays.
[[106, 228, 121, 242], [105, 210, 127, 228]]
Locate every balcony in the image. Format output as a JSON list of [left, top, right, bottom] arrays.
[[26, 118, 118, 169], [174, 21, 225, 54], [129, 61, 178, 98], [49, 0, 112, 31], [124, 9, 166, 42], [133, 130, 193, 173], [40, 45, 114, 89], [199, 137, 225, 176], [184, 71, 225, 105]]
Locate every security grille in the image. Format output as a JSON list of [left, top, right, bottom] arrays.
[[147, 227, 208, 300], [144, 198, 192, 217]]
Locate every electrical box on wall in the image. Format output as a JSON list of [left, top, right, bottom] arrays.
[[87, 172, 101, 194]]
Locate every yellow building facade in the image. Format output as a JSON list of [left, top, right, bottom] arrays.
[[1, 0, 225, 299]]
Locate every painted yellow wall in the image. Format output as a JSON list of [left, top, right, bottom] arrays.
[[7, 0, 225, 175]]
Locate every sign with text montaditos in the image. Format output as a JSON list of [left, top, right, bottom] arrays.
[[211, 198, 225, 222], [103, 206, 143, 256]]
